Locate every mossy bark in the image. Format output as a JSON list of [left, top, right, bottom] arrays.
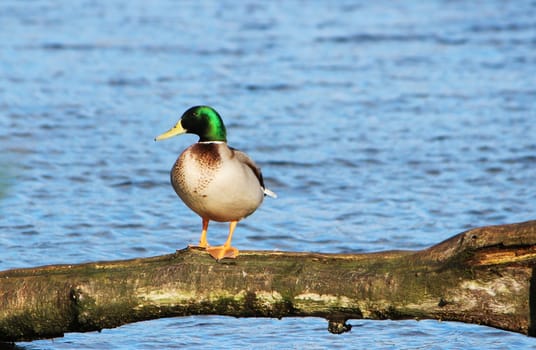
[[1, 220, 536, 342]]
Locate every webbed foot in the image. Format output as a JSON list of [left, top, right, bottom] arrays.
[[206, 245, 239, 260]]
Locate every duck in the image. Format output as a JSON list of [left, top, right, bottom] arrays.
[[155, 105, 276, 260]]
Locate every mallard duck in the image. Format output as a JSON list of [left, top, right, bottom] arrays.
[[155, 106, 276, 260]]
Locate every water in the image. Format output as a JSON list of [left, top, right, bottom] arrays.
[[1, 0, 535, 348]]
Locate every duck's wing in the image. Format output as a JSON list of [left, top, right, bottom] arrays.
[[231, 147, 277, 198]]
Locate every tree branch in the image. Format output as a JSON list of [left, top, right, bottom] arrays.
[[1, 220, 536, 342]]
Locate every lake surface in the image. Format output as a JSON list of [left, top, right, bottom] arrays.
[[1, 0, 535, 348]]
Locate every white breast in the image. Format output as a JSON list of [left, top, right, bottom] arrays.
[[171, 142, 264, 222]]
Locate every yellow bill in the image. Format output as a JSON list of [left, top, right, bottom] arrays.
[[154, 120, 186, 141]]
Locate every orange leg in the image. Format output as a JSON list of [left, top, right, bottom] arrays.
[[189, 218, 210, 249], [206, 221, 239, 260]]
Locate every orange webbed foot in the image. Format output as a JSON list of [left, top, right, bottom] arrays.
[[206, 245, 239, 261]]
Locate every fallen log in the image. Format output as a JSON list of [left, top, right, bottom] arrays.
[[1, 220, 536, 342]]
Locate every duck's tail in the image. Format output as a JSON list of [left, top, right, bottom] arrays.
[[263, 188, 277, 198]]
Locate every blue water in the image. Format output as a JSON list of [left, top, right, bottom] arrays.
[[1, 0, 536, 348]]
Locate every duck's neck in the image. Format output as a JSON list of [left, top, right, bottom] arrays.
[[198, 140, 226, 144], [198, 112, 227, 142]]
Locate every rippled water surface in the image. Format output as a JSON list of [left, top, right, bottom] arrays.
[[1, 0, 536, 349]]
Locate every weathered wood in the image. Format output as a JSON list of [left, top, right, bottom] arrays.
[[1, 220, 536, 342]]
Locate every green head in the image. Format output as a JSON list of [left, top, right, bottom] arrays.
[[155, 106, 227, 142]]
